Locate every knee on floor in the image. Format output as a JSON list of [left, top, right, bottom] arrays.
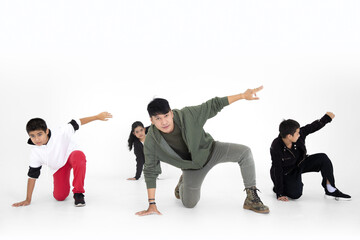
[[182, 198, 199, 208], [287, 192, 302, 200], [53, 192, 70, 201]]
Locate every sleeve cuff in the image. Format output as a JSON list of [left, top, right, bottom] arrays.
[[321, 114, 332, 123], [221, 96, 230, 106], [28, 166, 42, 179], [69, 119, 81, 131], [145, 179, 157, 189]]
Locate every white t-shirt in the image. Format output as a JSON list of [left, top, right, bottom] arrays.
[[28, 119, 82, 177]]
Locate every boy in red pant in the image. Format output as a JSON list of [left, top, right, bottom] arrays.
[[12, 112, 112, 207]]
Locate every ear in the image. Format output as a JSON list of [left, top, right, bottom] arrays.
[[46, 128, 49, 135], [150, 117, 154, 125]]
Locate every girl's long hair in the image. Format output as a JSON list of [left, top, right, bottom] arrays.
[[128, 121, 145, 151]]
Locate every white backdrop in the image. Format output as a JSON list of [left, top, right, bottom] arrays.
[[1, 1, 360, 239]]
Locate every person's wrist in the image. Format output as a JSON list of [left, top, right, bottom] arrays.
[[148, 202, 157, 209]]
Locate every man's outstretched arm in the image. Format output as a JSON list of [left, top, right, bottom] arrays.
[[80, 112, 113, 125], [228, 86, 263, 104]]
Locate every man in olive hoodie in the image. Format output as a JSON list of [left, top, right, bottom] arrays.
[[136, 86, 269, 216]]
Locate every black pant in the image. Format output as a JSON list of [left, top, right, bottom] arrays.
[[282, 153, 335, 199]]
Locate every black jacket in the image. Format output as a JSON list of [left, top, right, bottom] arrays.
[[270, 114, 332, 198]]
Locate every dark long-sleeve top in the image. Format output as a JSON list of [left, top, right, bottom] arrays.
[[270, 114, 332, 198], [133, 140, 145, 180], [132, 126, 149, 180]]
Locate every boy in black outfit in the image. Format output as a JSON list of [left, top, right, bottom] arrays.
[[270, 112, 351, 201]]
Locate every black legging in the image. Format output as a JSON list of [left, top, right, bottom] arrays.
[[283, 153, 335, 199]]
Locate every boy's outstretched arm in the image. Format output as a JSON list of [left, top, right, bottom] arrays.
[[228, 86, 263, 104], [12, 178, 36, 207], [80, 112, 113, 125]]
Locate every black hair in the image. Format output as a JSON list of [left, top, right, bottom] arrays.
[[128, 121, 145, 151], [147, 98, 171, 117], [26, 118, 47, 134], [279, 119, 300, 138]]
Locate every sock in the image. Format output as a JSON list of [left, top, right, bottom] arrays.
[[326, 184, 337, 193]]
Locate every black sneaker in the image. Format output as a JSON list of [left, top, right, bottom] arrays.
[[74, 193, 86, 207], [325, 189, 351, 201]]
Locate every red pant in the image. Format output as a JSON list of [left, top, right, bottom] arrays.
[[53, 150, 86, 201]]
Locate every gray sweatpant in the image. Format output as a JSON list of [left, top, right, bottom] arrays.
[[179, 141, 256, 208]]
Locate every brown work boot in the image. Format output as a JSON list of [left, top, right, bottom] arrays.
[[243, 186, 269, 214], [174, 174, 183, 199]]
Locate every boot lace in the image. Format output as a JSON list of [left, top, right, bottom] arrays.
[[245, 187, 262, 203]]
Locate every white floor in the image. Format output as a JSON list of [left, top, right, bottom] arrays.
[[1, 1, 360, 239], [1, 162, 359, 240]]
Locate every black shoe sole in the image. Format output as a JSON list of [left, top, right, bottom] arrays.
[[324, 194, 351, 201]]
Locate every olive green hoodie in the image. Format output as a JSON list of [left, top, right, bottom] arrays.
[[143, 96, 229, 189]]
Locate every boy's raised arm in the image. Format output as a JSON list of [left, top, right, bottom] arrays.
[[80, 112, 113, 125]]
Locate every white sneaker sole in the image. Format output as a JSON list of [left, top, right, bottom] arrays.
[[75, 203, 86, 207]]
